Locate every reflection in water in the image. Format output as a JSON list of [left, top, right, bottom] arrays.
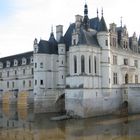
[[0, 104, 140, 140]]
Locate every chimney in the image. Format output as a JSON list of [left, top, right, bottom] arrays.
[[56, 25, 63, 42], [75, 15, 83, 30]]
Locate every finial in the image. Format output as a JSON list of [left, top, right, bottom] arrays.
[[101, 8, 103, 16], [120, 16, 122, 27], [97, 8, 99, 17], [51, 25, 53, 33]]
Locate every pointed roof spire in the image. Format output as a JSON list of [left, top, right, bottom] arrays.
[[98, 9, 108, 32], [83, 2, 89, 30], [120, 16, 123, 27], [97, 8, 99, 17], [51, 25, 53, 33], [101, 8, 103, 16]]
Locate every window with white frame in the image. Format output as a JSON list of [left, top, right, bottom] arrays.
[[134, 60, 138, 68], [113, 55, 117, 65], [14, 59, 18, 66], [22, 58, 26, 65], [113, 73, 118, 84]]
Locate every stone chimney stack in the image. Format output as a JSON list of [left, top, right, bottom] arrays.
[[75, 15, 83, 30], [56, 25, 63, 42]]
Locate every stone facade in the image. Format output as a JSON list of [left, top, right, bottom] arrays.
[[0, 3, 140, 117]]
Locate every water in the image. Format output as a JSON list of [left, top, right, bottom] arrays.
[[0, 104, 140, 140]]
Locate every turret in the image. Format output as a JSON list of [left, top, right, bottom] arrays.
[[33, 38, 38, 53], [58, 36, 66, 88], [97, 9, 109, 49], [97, 10, 111, 89]]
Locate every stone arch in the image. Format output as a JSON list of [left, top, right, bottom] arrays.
[[2, 92, 11, 104], [18, 91, 29, 108], [55, 93, 65, 112], [121, 101, 128, 116]]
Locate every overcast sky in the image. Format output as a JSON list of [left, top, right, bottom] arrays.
[[0, 0, 140, 57]]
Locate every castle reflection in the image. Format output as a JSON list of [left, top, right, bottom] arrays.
[[0, 104, 140, 140]]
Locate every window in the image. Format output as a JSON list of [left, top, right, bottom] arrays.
[[6, 61, 10, 67], [135, 75, 138, 83], [23, 69, 25, 75], [0, 72, 2, 78], [14, 59, 18, 66], [73, 39, 76, 45], [81, 55, 85, 73], [30, 57, 33, 63], [113, 73, 118, 84], [106, 40, 108, 46], [74, 56, 77, 73], [29, 80, 31, 87], [31, 68, 34, 75], [113, 38, 116, 47], [35, 63, 37, 68], [94, 56, 97, 74], [134, 60, 138, 68], [40, 62, 43, 68], [12, 82, 14, 88], [7, 82, 9, 88], [7, 71, 9, 77], [35, 80, 37, 85], [62, 75, 63, 79], [22, 58, 26, 65], [124, 58, 128, 65], [113, 55, 117, 65], [23, 80, 25, 88], [40, 80, 43, 85], [15, 70, 17, 75], [89, 56, 92, 73]]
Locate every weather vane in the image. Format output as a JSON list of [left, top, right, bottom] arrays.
[[120, 16, 123, 27]]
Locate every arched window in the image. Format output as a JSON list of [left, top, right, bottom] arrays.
[[94, 56, 97, 74], [89, 56, 92, 73], [81, 55, 85, 73], [74, 56, 77, 73], [125, 73, 128, 84]]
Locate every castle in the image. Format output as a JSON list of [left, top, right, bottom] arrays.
[[0, 3, 140, 118]]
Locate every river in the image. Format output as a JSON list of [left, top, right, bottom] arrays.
[[0, 104, 140, 140]]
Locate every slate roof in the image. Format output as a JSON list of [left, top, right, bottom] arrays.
[[98, 16, 108, 32], [89, 17, 100, 31], [38, 33, 58, 54], [78, 28, 99, 46], [0, 51, 33, 68]]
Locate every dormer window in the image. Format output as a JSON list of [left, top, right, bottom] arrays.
[[0, 62, 3, 69], [22, 58, 26, 65], [6, 61, 10, 67], [14, 59, 18, 66], [30, 56, 33, 63]]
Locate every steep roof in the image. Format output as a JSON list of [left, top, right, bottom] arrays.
[[38, 33, 58, 54], [98, 16, 108, 32], [89, 17, 100, 31], [78, 28, 99, 46], [0, 51, 33, 68]]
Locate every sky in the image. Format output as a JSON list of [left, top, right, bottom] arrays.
[[0, 0, 140, 57]]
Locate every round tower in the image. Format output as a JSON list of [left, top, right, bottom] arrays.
[[97, 11, 111, 88]]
